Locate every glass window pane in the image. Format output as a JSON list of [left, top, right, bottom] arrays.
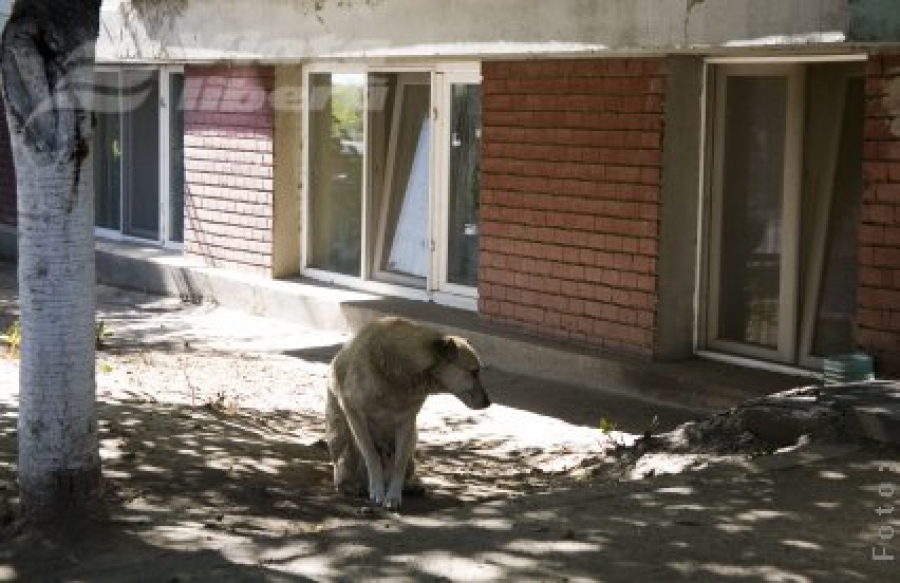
[[308, 73, 364, 276], [372, 73, 430, 284], [122, 70, 160, 240], [169, 73, 185, 244], [812, 78, 864, 356], [717, 76, 787, 348], [93, 71, 121, 231], [447, 83, 481, 287]]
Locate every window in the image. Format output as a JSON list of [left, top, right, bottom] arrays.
[[93, 68, 185, 246], [304, 66, 481, 307], [442, 81, 481, 289], [703, 61, 865, 367]]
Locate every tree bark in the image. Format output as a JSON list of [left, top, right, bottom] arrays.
[[1, 0, 103, 522]]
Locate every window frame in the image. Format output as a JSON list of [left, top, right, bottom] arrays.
[[703, 63, 805, 364], [92, 65, 185, 249], [697, 55, 868, 372], [300, 62, 481, 310]]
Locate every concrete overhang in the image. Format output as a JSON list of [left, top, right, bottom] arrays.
[[94, 0, 863, 65]]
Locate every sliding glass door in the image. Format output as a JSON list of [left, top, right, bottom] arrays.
[[371, 73, 432, 286], [442, 78, 481, 290], [704, 62, 864, 366], [122, 70, 161, 240], [93, 68, 184, 246], [304, 66, 482, 306], [307, 73, 364, 276]]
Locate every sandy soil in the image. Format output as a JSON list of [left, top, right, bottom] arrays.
[[0, 293, 630, 580], [1, 289, 898, 581]]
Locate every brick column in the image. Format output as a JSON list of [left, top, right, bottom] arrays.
[[860, 53, 900, 376]]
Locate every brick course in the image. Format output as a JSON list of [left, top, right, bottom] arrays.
[[860, 53, 900, 375], [183, 66, 275, 273], [479, 59, 664, 358]]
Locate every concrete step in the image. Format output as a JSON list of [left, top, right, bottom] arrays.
[[91, 240, 808, 414]]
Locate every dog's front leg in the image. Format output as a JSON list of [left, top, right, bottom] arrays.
[[384, 418, 417, 510], [342, 408, 387, 504]]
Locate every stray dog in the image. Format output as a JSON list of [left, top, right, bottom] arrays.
[[325, 317, 491, 509]]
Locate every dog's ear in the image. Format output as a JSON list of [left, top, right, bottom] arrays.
[[432, 336, 458, 364]]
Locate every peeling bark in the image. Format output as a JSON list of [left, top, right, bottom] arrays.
[[1, 0, 103, 522]]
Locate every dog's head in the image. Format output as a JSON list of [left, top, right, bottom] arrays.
[[430, 336, 491, 410]]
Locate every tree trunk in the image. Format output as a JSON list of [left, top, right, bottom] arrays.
[[1, 0, 103, 522]]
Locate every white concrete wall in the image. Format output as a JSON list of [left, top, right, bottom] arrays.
[[96, 0, 850, 63]]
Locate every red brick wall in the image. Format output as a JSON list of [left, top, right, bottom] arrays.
[[479, 59, 664, 358], [0, 100, 15, 226], [860, 52, 900, 376], [183, 66, 275, 273]]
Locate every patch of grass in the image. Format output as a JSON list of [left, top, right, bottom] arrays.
[[1, 319, 20, 357], [95, 320, 114, 350], [598, 417, 619, 433], [0, 318, 114, 356]]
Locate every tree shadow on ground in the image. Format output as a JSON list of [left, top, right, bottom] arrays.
[[1, 392, 897, 581]]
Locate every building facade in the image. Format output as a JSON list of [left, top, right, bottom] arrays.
[[1, 0, 899, 375]]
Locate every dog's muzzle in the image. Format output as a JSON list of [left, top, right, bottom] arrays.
[[459, 378, 491, 410]]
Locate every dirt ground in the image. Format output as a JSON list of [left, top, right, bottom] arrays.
[[1, 284, 900, 581], [0, 287, 628, 580]]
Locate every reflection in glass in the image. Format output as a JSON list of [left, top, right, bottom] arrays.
[[169, 73, 186, 244], [371, 73, 431, 284], [447, 84, 481, 287], [308, 73, 364, 276], [123, 70, 160, 239], [812, 78, 863, 356], [717, 77, 787, 348], [93, 71, 121, 231]]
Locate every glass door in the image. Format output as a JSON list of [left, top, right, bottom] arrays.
[[92, 67, 184, 246], [93, 71, 122, 233], [706, 65, 804, 362], [302, 65, 481, 307], [799, 64, 865, 365], [436, 71, 482, 298], [307, 72, 365, 277], [122, 70, 160, 240], [165, 70, 186, 245], [371, 72, 432, 287]]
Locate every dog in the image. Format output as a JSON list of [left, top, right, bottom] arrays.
[[325, 316, 491, 509]]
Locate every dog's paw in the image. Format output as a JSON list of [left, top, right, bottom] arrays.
[[383, 481, 403, 510], [369, 481, 386, 505]]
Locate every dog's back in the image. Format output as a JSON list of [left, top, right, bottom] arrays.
[[331, 317, 442, 409]]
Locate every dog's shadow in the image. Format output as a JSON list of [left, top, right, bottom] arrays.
[[283, 343, 343, 364], [345, 491, 470, 517]]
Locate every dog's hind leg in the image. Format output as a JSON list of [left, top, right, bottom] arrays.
[[325, 390, 365, 496]]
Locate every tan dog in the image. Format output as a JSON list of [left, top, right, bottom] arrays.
[[325, 317, 490, 509]]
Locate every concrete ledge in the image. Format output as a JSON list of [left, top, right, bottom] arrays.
[[89, 240, 807, 413], [1, 236, 811, 412]]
